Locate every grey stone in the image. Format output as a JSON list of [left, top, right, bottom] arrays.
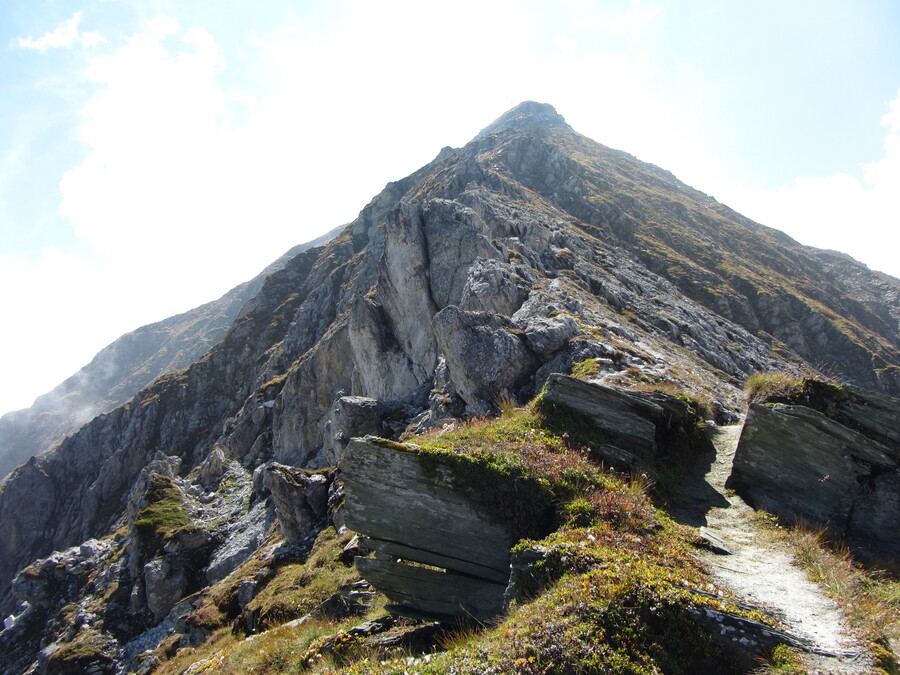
[[341, 437, 528, 621], [144, 557, 187, 623], [322, 396, 384, 466], [197, 447, 225, 487], [541, 374, 661, 457], [432, 306, 538, 413], [263, 464, 330, 545], [728, 390, 900, 559], [518, 315, 580, 358]]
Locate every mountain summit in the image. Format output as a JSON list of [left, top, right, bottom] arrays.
[[0, 102, 898, 672], [475, 100, 571, 137]]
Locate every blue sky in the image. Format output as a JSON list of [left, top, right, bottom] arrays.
[[1, 0, 899, 415]]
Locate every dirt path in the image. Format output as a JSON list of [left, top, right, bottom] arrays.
[[675, 423, 874, 674]]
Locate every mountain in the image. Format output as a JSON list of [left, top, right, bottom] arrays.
[[0, 102, 897, 673], [0, 227, 342, 480]]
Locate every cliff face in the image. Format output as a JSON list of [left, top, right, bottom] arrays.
[[1, 101, 898, 670]]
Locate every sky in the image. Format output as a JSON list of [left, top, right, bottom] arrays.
[[1, 0, 899, 416]]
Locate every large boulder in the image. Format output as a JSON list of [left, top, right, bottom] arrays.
[[432, 306, 538, 414], [340, 437, 552, 621], [263, 464, 331, 545], [538, 373, 711, 462], [728, 383, 900, 559]]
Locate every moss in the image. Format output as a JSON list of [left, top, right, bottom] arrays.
[[48, 629, 115, 672], [531, 395, 610, 448], [368, 437, 413, 452], [570, 357, 602, 380], [243, 527, 358, 631], [416, 444, 558, 543], [744, 371, 806, 404], [133, 474, 193, 542], [755, 644, 807, 674]]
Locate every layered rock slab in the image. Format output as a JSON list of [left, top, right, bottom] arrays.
[[340, 437, 516, 621], [728, 385, 900, 559], [538, 373, 712, 464]]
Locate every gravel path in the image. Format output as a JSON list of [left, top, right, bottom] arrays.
[[675, 423, 874, 674]]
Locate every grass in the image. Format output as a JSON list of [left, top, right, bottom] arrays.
[[150, 528, 364, 674], [414, 406, 624, 541], [743, 371, 805, 404], [751, 644, 807, 674], [47, 629, 116, 671], [132, 473, 194, 542], [788, 525, 899, 674], [570, 357, 603, 380], [244, 529, 360, 630], [330, 519, 765, 675]]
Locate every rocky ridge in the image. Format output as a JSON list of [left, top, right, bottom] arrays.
[[0, 101, 898, 672]]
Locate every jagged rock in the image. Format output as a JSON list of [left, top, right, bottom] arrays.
[[518, 315, 580, 358], [263, 464, 330, 545], [218, 404, 269, 462], [458, 258, 529, 316], [2, 100, 900, 669], [727, 387, 900, 559], [322, 396, 384, 466], [197, 447, 225, 487], [205, 500, 273, 585], [0, 229, 342, 483], [433, 307, 538, 414], [143, 557, 187, 624]]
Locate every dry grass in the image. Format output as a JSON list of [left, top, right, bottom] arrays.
[[743, 371, 805, 404], [765, 521, 900, 673], [751, 644, 807, 674]]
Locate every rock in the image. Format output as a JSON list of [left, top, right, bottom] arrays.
[[144, 557, 188, 623], [458, 258, 529, 317], [219, 405, 269, 462], [710, 399, 741, 426], [205, 500, 273, 585], [727, 385, 900, 559], [263, 464, 331, 545], [432, 307, 538, 413], [322, 396, 384, 466], [237, 581, 256, 609], [197, 448, 225, 487], [340, 437, 551, 621], [539, 374, 710, 458], [518, 315, 580, 358]]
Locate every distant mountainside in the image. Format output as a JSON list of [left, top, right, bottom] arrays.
[[0, 102, 897, 673], [0, 227, 341, 480]]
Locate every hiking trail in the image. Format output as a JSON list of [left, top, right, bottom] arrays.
[[673, 422, 875, 674]]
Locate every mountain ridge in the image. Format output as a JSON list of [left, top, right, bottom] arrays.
[[0, 101, 897, 672]]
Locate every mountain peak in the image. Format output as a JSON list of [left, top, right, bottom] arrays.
[[476, 100, 570, 138]]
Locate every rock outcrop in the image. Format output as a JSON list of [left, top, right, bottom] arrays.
[[728, 382, 900, 559], [340, 437, 531, 621], [539, 373, 713, 466]]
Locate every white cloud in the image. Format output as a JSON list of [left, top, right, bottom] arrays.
[[711, 89, 900, 278], [13, 11, 106, 51], [0, 247, 111, 413]]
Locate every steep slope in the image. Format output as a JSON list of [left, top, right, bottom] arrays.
[[1, 102, 898, 670], [0, 227, 341, 480]]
